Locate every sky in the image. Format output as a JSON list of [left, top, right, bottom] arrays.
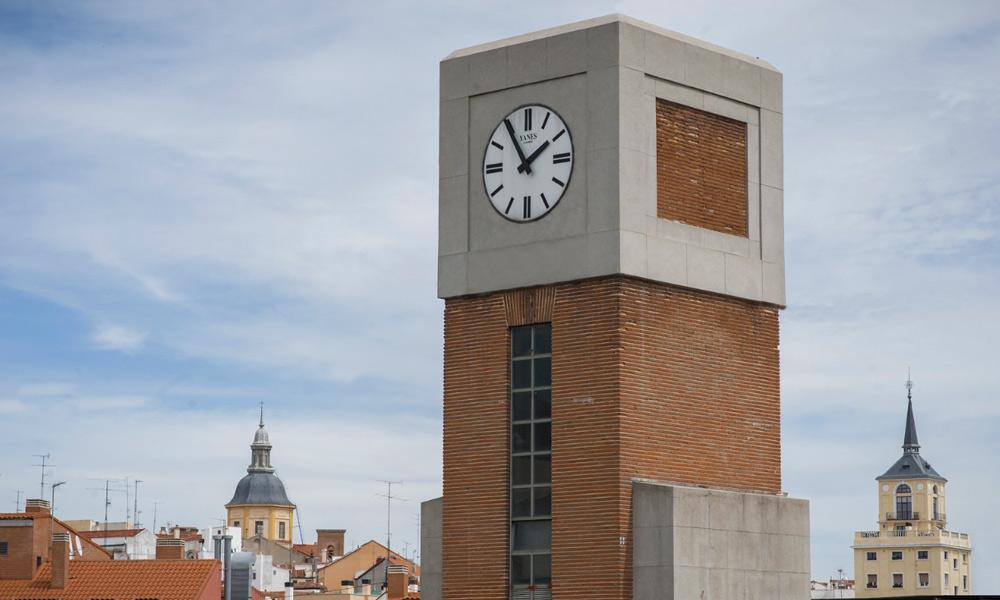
[[0, 0, 998, 590]]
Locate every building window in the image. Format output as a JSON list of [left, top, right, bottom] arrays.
[[233, 521, 240, 528], [918, 550, 928, 560], [279, 522, 286, 540], [892, 551, 903, 561], [963, 553, 968, 563], [510, 324, 552, 595], [892, 573, 903, 588], [953, 558, 958, 569], [919, 573, 929, 588], [944, 551, 949, 560], [933, 496, 939, 520], [895, 484, 912, 519], [255, 521, 264, 535], [945, 573, 949, 587], [964, 575, 968, 590], [0, 541, 7, 555], [866, 574, 877, 589], [866, 551, 877, 561]]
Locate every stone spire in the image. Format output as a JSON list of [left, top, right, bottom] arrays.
[[902, 375, 919, 454], [249, 403, 274, 473]]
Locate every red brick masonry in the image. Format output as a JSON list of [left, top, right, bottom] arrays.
[[442, 276, 780, 600]]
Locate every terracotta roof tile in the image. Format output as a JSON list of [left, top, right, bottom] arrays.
[[0, 559, 219, 600]]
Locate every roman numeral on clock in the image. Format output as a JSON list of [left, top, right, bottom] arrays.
[[505, 197, 515, 215], [552, 152, 571, 164], [552, 128, 565, 142], [551, 177, 565, 187], [541, 111, 550, 129], [524, 108, 532, 131], [491, 141, 504, 150], [485, 162, 503, 174], [540, 193, 549, 209], [523, 196, 531, 219], [490, 184, 504, 198]]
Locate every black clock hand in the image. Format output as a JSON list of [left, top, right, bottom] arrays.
[[517, 140, 550, 174], [504, 118, 532, 175]]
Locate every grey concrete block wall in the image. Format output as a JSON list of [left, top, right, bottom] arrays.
[[633, 481, 810, 600], [439, 14, 785, 305], [420, 497, 442, 600]]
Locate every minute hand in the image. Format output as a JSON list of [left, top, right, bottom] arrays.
[[517, 140, 550, 174], [504, 118, 532, 175]]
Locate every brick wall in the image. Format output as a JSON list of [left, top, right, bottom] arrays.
[[442, 276, 780, 600], [442, 293, 510, 600], [0, 515, 50, 580], [656, 100, 748, 236]]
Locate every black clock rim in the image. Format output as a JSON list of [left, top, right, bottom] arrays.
[[480, 102, 575, 225]]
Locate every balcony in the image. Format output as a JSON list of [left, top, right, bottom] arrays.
[[854, 528, 971, 549], [884, 511, 947, 522]]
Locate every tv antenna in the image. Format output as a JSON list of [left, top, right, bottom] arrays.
[[32, 453, 53, 499], [376, 480, 406, 567]]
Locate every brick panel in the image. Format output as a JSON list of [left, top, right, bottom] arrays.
[[442, 294, 510, 600], [656, 100, 748, 236], [442, 276, 780, 600]]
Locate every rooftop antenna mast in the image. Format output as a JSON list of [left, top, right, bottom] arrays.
[[32, 453, 53, 499], [133, 480, 143, 529], [376, 480, 404, 569], [14, 490, 23, 512]]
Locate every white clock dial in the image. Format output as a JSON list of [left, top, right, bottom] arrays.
[[482, 104, 574, 222]]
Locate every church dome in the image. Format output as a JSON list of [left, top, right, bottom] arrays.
[[227, 472, 294, 506]]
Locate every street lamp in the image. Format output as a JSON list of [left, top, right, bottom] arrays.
[[50, 481, 66, 517]]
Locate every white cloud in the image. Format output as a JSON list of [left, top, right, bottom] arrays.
[[0, 399, 29, 414], [91, 324, 147, 353]]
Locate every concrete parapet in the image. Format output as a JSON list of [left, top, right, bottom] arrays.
[[420, 497, 443, 600], [633, 480, 810, 600]]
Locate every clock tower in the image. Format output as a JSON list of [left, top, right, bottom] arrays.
[[422, 15, 809, 600]]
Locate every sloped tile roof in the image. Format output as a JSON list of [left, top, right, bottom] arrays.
[[0, 559, 218, 600], [78, 528, 145, 539]]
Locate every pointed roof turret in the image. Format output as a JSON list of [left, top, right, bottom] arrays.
[[902, 378, 919, 453], [877, 375, 946, 482]]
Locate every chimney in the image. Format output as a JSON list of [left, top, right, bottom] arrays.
[[340, 580, 354, 593], [284, 580, 295, 600], [361, 578, 372, 596], [223, 534, 233, 600], [25, 499, 51, 515], [155, 537, 185, 560], [387, 565, 408, 600], [51, 532, 70, 589]]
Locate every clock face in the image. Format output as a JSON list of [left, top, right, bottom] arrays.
[[482, 104, 574, 222]]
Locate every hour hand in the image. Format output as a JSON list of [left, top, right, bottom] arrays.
[[504, 118, 532, 175], [517, 140, 550, 174]]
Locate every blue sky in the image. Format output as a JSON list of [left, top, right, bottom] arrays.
[[1, 0, 998, 590]]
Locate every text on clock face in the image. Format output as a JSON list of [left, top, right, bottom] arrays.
[[482, 104, 574, 223]]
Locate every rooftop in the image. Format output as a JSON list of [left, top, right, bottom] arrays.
[[0, 559, 219, 600]]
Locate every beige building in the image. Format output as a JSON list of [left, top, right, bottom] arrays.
[[225, 410, 296, 544], [853, 384, 972, 596]]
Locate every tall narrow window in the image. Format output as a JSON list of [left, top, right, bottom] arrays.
[[255, 521, 264, 535], [510, 324, 552, 598], [279, 521, 286, 540], [895, 484, 912, 519]]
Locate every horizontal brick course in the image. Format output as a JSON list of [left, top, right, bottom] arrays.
[[656, 100, 749, 236]]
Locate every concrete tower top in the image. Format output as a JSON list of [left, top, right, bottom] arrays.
[[438, 14, 784, 304]]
